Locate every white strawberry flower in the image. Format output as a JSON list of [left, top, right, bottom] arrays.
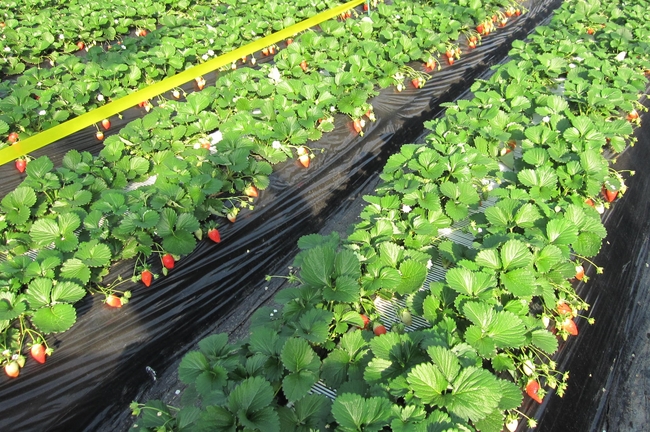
[[37, 81, 42, 86], [615, 51, 627, 61], [97, 94, 104, 101], [272, 140, 281, 149], [122, 45, 127, 49], [542, 115, 550, 123], [209, 39, 214, 44], [207, 49, 214, 56], [209, 130, 223, 144], [38, 110, 46, 116], [402, 204, 412, 213], [330, 105, 336, 112], [201, 54, 209, 61], [114, 19, 119, 24], [569, 63, 576, 68], [268, 66, 282, 84], [3, 47, 10, 52], [59, 34, 64, 40], [193, 143, 201, 149], [426, 260, 433, 269], [439, 227, 453, 236], [251, 57, 256, 65]]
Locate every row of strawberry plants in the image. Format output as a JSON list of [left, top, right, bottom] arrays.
[[129, 0, 648, 430], [0, 0, 354, 142], [0, 0, 522, 147], [0, 0, 351, 76], [0, 0, 528, 377]]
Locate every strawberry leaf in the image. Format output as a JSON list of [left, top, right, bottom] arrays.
[[1, 187, 37, 226], [75, 240, 112, 267], [51, 281, 85, 304], [178, 351, 209, 384], [407, 362, 448, 404], [300, 245, 336, 288], [228, 375, 275, 415], [0, 295, 26, 321], [395, 259, 427, 295], [31, 303, 76, 334], [531, 329, 559, 354], [331, 393, 392, 432], [443, 366, 501, 422], [501, 268, 536, 297], [278, 394, 330, 431], [59, 258, 91, 285], [294, 309, 333, 344]]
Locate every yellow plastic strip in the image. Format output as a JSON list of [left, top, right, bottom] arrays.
[[0, 0, 365, 167]]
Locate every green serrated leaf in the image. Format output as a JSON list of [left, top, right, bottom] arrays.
[[31, 303, 77, 333]]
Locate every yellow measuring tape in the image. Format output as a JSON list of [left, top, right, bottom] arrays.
[[0, 0, 366, 167]]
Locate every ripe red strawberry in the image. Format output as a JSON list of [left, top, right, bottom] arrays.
[[31, 344, 47, 364], [200, 140, 211, 150], [447, 57, 455, 65], [373, 322, 387, 336], [363, 3, 369, 11], [269, 46, 276, 55], [162, 254, 175, 269], [7, 132, 18, 143], [627, 109, 639, 121], [4, 362, 19, 378], [77, 41, 85, 51], [411, 78, 421, 88], [476, 23, 484, 33], [587, 28, 595, 35], [515, 8, 521, 16], [135, 28, 147, 37], [141, 270, 153, 287], [585, 198, 595, 207], [446, 49, 454, 58], [468, 41, 476, 49], [262, 47, 269, 56], [244, 185, 258, 198], [300, 60, 308, 72], [208, 228, 221, 243], [526, 380, 543, 403], [299, 154, 310, 168], [425, 58, 436, 69], [601, 186, 618, 202], [15, 159, 26, 173], [106, 294, 122, 308], [101, 119, 111, 130], [575, 264, 585, 281], [353, 119, 363, 133], [557, 302, 573, 315], [360, 314, 370, 329], [286, 38, 293, 45], [96, 131, 104, 141], [562, 318, 579, 336]]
